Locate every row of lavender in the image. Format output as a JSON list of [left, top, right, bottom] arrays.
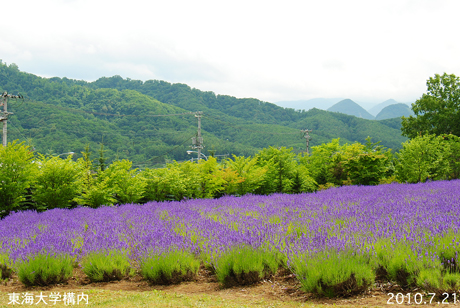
[[1, 180, 460, 295]]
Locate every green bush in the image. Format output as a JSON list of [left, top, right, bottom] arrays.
[[81, 250, 134, 282], [0, 140, 37, 217], [104, 160, 146, 204], [75, 148, 116, 208], [140, 250, 200, 285], [33, 154, 83, 209], [214, 246, 280, 288], [291, 250, 375, 298], [16, 253, 73, 286]]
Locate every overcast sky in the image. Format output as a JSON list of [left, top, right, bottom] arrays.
[[1, 0, 459, 106]]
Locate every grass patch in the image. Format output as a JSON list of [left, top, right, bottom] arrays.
[[81, 250, 134, 282], [16, 253, 73, 287]]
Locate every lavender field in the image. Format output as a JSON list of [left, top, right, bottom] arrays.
[[1, 180, 460, 296]]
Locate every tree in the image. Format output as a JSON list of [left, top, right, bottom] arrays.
[[395, 134, 451, 183], [255, 147, 301, 194], [401, 73, 460, 138], [104, 160, 146, 204], [225, 155, 267, 195], [0, 141, 37, 217]]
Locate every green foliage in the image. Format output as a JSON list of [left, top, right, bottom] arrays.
[[140, 250, 200, 285], [395, 134, 452, 183], [16, 253, 73, 286], [32, 154, 83, 209], [196, 157, 227, 198], [213, 246, 280, 288], [0, 140, 37, 217], [81, 250, 134, 282], [75, 147, 116, 207], [307, 138, 343, 185], [256, 147, 315, 194], [224, 155, 267, 195], [104, 160, 146, 204], [402, 73, 460, 138], [443, 134, 460, 179], [307, 138, 392, 186], [142, 165, 188, 201], [290, 250, 375, 298], [342, 137, 391, 185]]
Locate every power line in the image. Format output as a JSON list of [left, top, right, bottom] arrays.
[[204, 115, 299, 135], [133, 133, 197, 166]]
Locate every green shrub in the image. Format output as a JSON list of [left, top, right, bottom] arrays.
[[214, 246, 280, 288], [0, 140, 37, 217], [16, 253, 73, 286], [81, 250, 134, 282], [104, 160, 146, 204], [140, 250, 200, 285], [33, 154, 83, 209], [291, 250, 375, 298]]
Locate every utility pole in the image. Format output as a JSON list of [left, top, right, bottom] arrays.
[[301, 129, 312, 155], [1, 92, 23, 146], [191, 111, 204, 161]]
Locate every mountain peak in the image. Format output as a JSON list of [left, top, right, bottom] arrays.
[[327, 99, 375, 120]]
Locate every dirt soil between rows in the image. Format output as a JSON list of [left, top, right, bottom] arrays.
[[0, 266, 422, 307]]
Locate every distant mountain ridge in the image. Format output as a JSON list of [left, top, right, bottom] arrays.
[[275, 98, 413, 120], [274, 98, 343, 111]]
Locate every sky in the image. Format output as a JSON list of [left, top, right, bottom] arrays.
[[1, 0, 460, 107]]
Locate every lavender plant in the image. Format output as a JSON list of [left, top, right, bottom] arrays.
[[213, 245, 280, 287], [140, 250, 200, 285], [0, 253, 12, 280], [16, 253, 73, 286], [290, 250, 375, 298], [80, 249, 134, 282], [0, 179, 459, 296]]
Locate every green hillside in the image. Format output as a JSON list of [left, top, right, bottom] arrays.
[[0, 62, 407, 167]]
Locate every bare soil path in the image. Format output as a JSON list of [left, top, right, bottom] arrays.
[[0, 267, 429, 307]]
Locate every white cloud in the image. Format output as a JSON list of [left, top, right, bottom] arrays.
[[1, 0, 460, 104]]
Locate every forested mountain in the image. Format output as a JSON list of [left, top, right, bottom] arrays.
[[375, 103, 414, 120], [0, 62, 407, 167], [327, 99, 375, 120]]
